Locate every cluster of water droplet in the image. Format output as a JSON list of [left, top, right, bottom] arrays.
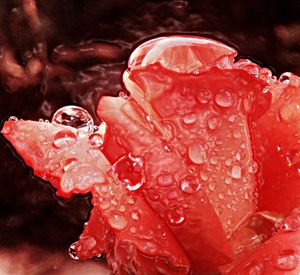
[[51, 106, 105, 149]]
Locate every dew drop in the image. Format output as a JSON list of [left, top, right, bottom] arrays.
[[167, 208, 186, 225], [209, 152, 219, 165], [8, 116, 18, 122], [63, 157, 78, 172], [248, 161, 258, 174], [147, 188, 160, 202], [112, 154, 145, 191], [232, 165, 242, 179], [118, 205, 126, 213], [108, 214, 128, 230], [200, 170, 209, 181], [281, 214, 300, 232], [196, 89, 212, 104], [180, 176, 201, 194], [130, 227, 137, 234], [69, 242, 79, 260], [275, 249, 298, 271], [131, 211, 140, 221], [279, 72, 292, 84], [214, 89, 235, 108], [225, 158, 233, 167], [53, 130, 77, 148], [207, 115, 221, 130], [157, 173, 174, 187], [52, 105, 94, 133], [182, 113, 198, 125], [89, 133, 103, 147], [208, 181, 216, 191], [126, 196, 135, 205], [188, 143, 207, 164]]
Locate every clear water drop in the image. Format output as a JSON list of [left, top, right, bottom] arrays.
[[248, 161, 258, 174], [196, 89, 212, 104], [275, 249, 298, 271], [180, 176, 201, 194], [8, 116, 18, 122], [111, 153, 145, 191], [232, 165, 242, 179], [281, 214, 300, 232], [214, 89, 235, 108], [108, 214, 128, 230], [52, 105, 94, 133], [200, 170, 209, 181], [2, 123, 13, 135], [89, 133, 103, 147], [130, 227, 137, 234], [207, 115, 221, 131], [182, 113, 198, 125], [209, 152, 219, 165], [157, 173, 174, 187], [167, 208, 186, 226], [131, 211, 140, 221], [188, 143, 207, 164], [279, 72, 292, 84], [69, 242, 79, 260], [53, 130, 77, 148]]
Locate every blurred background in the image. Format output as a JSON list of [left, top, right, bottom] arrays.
[[0, 0, 300, 273]]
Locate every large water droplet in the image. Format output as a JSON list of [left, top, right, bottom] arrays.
[[281, 214, 300, 232], [111, 153, 145, 191], [8, 116, 18, 122], [157, 173, 174, 187], [214, 89, 235, 108], [52, 106, 94, 133], [188, 143, 207, 164], [167, 208, 186, 225], [108, 214, 128, 230], [53, 130, 77, 148], [207, 115, 221, 130], [180, 176, 201, 194], [248, 161, 258, 174], [275, 249, 298, 271]]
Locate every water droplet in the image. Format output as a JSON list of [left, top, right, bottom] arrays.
[[89, 133, 103, 147], [53, 130, 77, 148], [225, 177, 232, 185], [99, 199, 111, 210], [163, 144, 172, 152], [232, 165, 242, 179], [279, 72, 292, 84], [209, 152, 219, 165], [281, 214, 300, 232], [131, 211, 140, 221], [207, 115, 221, 130], [69, 242, 79, 260], [196, 89, 212, 104], [118, 205, 126, 213], [233, 129, 241, 139], [157, 173, 174, 187], [130, 227, 137, 234], [218, 193, 225, 200], [108, 214, 128, 230], [228, 115, 237, 123], [167, 190, 178, 200], [167, 208, 186, 225], [248, 161, 258, 174], [126, 196, 135, 206], [8, 116, 18, 121], [182, 113, 198, 125], [112, 154, 145, 191], [275, 249, 298, 271], [180, 176, 201, 194], [200, 170, 209, 181], [235, 151, 242, 161], [148, 188, 160, 202], [52, 105, 94, 133], [245, 261, 264, 275], [188, 143, 207, 164], [208, 181, 216, 191], [214, 89, 235, 108], [225, 158, 233, 167]]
